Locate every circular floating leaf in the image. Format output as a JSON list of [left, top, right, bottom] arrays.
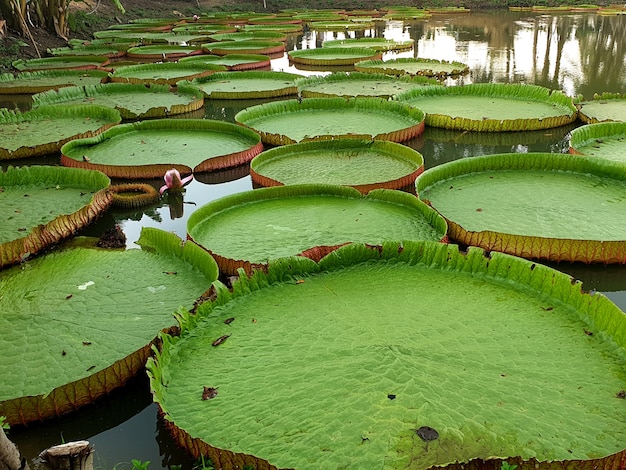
[[240, 23, 303, 33], [355, 57, 469, 77], [322, 37, 414, 52], [0, 165, 112, 268], [32, 82, 204, 120], [250, 138, 424, 192], [126, 44, 205, 59], [109, 62, 224, 85], [12, 55, 110, 72], [109, 183, 160, 209], [0, 70, 109, 94], [416, 152, 626, 263], [310, 20, 375, 30], [202, 40, 286, 56], [296, 72, 438, 99], [235, 97, 425, 145], [179, 53, 271, 71], [60, 118, 263, 178], [189, 71, 299, 99], [171, 24, 238, 34], [147, 241, 626, 469], [207, 31, 287, 42], [577, 93, 626, 123], [569, 122, 626, 163], [288, 47, 382, 66], [0, 228, 218, 425], [187, 184, 446, 274], [396, 83, 577, 131], [47, 44, 126, 58], [0, 105, 121, 160]]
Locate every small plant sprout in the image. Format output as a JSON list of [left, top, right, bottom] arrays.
[[131, 459, 150, 470], [501, 462, 518, 470], [159, 168, 193, 195]]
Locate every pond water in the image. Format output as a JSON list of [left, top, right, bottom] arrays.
[[4, 8, 626, 470]]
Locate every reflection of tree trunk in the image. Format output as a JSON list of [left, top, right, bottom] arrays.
[[552, 17, 570, 84], [576, 15, 625, 97], [532, 17, 539, 78], [541, 19, 553, 82]]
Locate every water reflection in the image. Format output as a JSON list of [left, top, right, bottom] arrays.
[[4, 9, 626, 470]]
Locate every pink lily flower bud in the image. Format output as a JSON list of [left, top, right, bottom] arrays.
[[160, 168, 193, 195]]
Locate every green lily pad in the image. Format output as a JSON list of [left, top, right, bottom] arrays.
[[109, 62, 225, 85], [577, 93, 626, 123], [0, 228, 218, 425], [178, 53, 271, 71], [310, 20, 375, 29], [202, 40, 286, 56], [171, 24, 238, 34], [235, 97, 425, 145], [189, 71, 299, 99], [126, 44, 204, 59], [0, 105, 122, 160], [47, 44, 127, 58], [569, 122, 626, 163], [0, 165, 112, 268], [32, 82, 204, 120], [288, 47, 382, 66], [0, 70, 109, 94], [416, 152, 626, 263], [240, 23, 303, 33], [322, 37, 414, 51], [147, 241, 626, 469], [355, 57, 469, 77], [207, 31, 287, 42], [296, 72, 438, 99], [396, 84, 577, 131], [250, 138, 424, 192], [12, 55, 110, 72], [186, 184, 446, 274], [60, 118, 263, 178]]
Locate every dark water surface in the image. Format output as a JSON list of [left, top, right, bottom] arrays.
[[4, 9, 626, 470]]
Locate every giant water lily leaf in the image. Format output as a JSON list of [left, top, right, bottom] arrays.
[[0, 228, 218, 425], [60, 118, 263, 178], [310, 20, 375, 29], [0, 105, 121, 160], [178, 53, 271, 71], [250, 138, 424, 192], [569, 122, 626, 163], [12, 56, 110, 72], [189, 71, 299, 99], [288, 47, 382, 66], [0, 165, 111, 268], [395, 84, 577, 131], [147, 241, 626, 470], [202, 40, 286, 56], [126, 44, 205, 59], [235, 97, 425, 145], [296, 72, 438, 99], [355, 57, 468, 77], [322, 37, 414, 51], [47, 44, 126, 58], [187, 184, 446, 274], [577, 92, 626, 123], [109, 62, 224, 85], [32, 82, 204, 120], [416, 152, 626, 263], [171, 24, 238, 34], [0, 70, 109, 94], [207, 30, 287, 42], [239, 23, 303, 33]]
